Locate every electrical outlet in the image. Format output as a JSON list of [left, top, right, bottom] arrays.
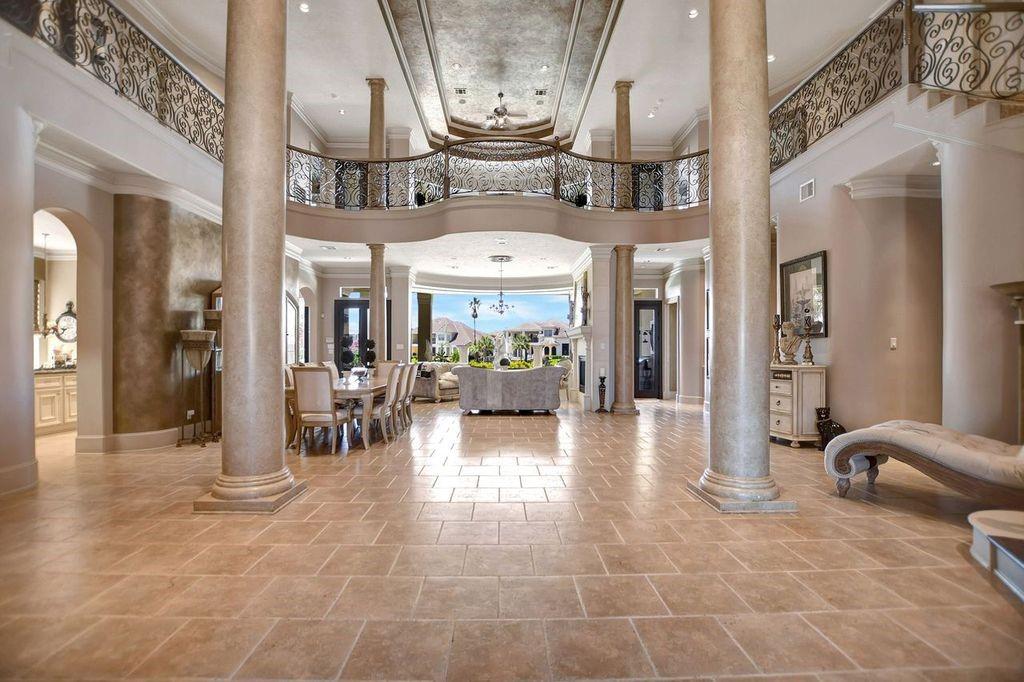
[[186, 408, 195, 421], [889, 337, 898, 351]]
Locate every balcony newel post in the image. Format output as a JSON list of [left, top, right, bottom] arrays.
[[552, 136, 561, 201], [443, 135, 451, 200], [901, 0, 915, 87]]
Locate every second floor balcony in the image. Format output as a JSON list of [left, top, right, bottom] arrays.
[[286, 139, 710, 213]]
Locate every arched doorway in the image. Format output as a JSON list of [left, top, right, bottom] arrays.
[[35, 207, 112, 454]]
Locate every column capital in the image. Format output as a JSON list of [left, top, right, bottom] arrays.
[[613, 79, 634, 93], [366, 77, 388, 91], [613, 244, 637, 255], [368, 243, 386, 254]]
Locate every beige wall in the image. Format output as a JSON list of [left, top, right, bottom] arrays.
[[773, 173, 943, 430], [113, 195, 222, 434]]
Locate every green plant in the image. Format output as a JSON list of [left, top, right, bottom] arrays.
[[508, 360, 532, 369], [467, 335, 494, 359], [511, 332, 531, 356], [450, 348, 460, 363], [469, 360, 493, 369]]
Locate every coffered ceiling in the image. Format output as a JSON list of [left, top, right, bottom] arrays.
[[381, 0, 619, 145]]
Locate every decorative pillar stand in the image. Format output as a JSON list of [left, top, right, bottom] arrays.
[[195, 0, 306, 513], [611, 245, 639, 414], [368, 244, 387, 355], [686, 0, 795, 513]]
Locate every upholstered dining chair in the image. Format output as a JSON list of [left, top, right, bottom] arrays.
[[285, 363, 306, 448], [375, 360, 399, 381], [402, 361, 418, 427], [320, 360, 340, 383], [391, 364, 412, 432], [292, 365, 351, 454], [352, 363, 404, 445]]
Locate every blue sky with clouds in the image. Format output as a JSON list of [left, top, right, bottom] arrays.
[[415, 293, 570, 333]]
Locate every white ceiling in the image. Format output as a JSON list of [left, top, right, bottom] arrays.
[[126, 0, 890, 155], [34, 210, 77, 253], [288, 232, 706, 280], [576, 0, 888, 151]]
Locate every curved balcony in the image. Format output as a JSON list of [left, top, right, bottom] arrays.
[[285, 138, 710, 213]]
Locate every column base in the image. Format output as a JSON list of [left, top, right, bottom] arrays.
[[194, 467, 307, 513], [610, 402, 640, 415], [686, 479, 797, 513]]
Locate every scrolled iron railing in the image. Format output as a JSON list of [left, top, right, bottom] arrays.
[[286, 139, 711, 212], [910, 3, 1024, 102], [3, 0, 1021, 194], [1, 0, 224, 161]]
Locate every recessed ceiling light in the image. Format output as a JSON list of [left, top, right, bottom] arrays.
[[688, 8, 699, 19], [655, 247, 670, 252], [647, 112, 655, 118], [338, 108, 345, 115], [299, 2, 310, 13], [320, 245, 337, 251], [931, 160, 941, 166], [547, 266, 556, 270], [452, 62, 462, 70], [540, 65, 549, 71], [767, 54, 776, 63], [459, 98, 467, 104], [329, 92, 338, 99], [495, 238, 508, 245], [342, 256, 351, 260]]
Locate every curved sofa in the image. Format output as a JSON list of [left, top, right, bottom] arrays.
[[453, 365, 567, 414], [824, 420, 1024, 508]]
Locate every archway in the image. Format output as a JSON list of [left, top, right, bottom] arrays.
[[37, 207, 113, 454], [298, 285, 318, 363]]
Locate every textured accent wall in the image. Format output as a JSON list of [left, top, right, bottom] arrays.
[[113, 195, 221, 434]]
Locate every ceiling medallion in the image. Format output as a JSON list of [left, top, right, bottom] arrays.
[[489, 255, 515, 316]]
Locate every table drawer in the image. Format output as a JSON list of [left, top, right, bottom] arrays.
[[770, 412, 793, 434], [770, 394, 793, 413], [770, 380, 792, 396]]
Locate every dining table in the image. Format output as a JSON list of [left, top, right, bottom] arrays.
[[285, 372, 389, 450]]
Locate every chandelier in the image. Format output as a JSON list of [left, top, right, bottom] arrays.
[[489, 255, 514, 316]]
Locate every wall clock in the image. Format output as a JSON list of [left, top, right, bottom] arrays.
[[54, 301, 77, 343]]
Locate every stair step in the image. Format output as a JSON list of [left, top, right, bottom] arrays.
[[969, 510, 1024, 603]]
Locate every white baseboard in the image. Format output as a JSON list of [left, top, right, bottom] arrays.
[[76, 426, 180, 454], [677, 394, 704, 405], [0, 459, 39, 496]]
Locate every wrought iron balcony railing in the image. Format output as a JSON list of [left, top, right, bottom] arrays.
[[3, 0, 1021, 186], [286, 139, 710, 212]]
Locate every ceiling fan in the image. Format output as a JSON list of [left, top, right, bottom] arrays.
[[482, 91, 528, 130]]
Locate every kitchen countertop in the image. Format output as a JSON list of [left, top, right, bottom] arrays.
[[34, 368, 77, 374]]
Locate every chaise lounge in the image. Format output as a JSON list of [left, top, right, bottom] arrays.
[[824, 420, 1024, 508]]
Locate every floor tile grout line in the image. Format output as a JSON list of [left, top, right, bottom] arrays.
[[121, 614, 191, 678]]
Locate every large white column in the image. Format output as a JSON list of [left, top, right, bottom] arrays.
[[691, 0, 792, 511], [389, 265, 411, 362], [611, 245, 638, 413], [368, 243, 387, 357], [614, 81, 633, 161], [367, 78, 387, 160], [0, 102, 39, 494], [939, 142, 1024, 443], [196, 0, 305, 512], [587, 246, 614, 411]]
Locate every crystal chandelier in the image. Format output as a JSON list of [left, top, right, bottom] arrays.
[[489, 255, 514, 316]]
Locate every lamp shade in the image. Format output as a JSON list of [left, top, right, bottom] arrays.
[[180, 329, 217, 372]]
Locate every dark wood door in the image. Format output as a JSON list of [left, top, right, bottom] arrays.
[[334, 299, 368, 370], [634, 300, 662, 399]]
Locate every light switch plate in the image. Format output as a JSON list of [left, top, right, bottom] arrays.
[[889, 337, 898, 351]]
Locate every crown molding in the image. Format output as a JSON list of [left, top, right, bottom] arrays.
[[672, 107, 708, 150], [36, 141, 222, 224], [34, 247, 77, 261], [667, 257, 704, 278], [290, 95, 328, 149], [412, 271, 571, 294], [120, 0, 225, 80], [844, 174, 941, 200]]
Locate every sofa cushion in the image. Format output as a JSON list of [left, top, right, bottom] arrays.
[[438, 371, 459, 390]]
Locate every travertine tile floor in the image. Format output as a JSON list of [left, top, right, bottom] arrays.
[[1, 400, 1022, 680]]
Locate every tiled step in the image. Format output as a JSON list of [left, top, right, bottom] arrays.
[[969, 509, 1024, 602]]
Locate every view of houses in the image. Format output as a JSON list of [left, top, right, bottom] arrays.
[[411, 316, 571, 363]]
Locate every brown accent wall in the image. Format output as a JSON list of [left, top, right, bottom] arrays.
[[113, 195, 221, 434]]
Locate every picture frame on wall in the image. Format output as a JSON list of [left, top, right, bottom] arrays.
[[780, 250, 827, 337]]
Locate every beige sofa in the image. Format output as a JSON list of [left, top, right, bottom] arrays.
[[453, 365, 567, 414], [824, 420, 1024, 507], [412, 362, 461, 402]]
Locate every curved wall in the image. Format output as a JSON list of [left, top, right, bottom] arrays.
[[286, 196, 709, 245]]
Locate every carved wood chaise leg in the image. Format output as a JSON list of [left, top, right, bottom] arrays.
[[866, 455, 880, 486], [836, 477, 851, 497]]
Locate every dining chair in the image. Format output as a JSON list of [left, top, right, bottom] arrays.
[[353, 363, 403, 444], [292, 365, 351, 454], [320, 360, 340, 383], [393, 363, 413, 432], [285, 363, 305, 448], [375, 360, 399, 381], [403, 361, 418, 427]]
